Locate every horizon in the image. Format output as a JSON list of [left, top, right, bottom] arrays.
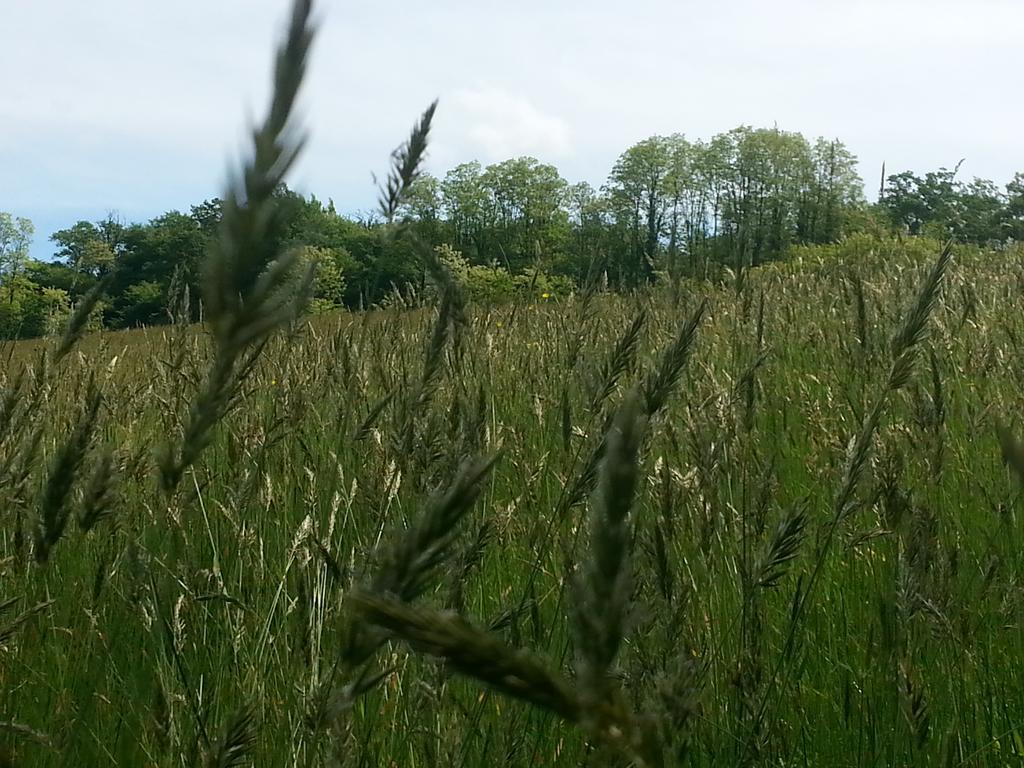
[[4, 0, 1022, 260]]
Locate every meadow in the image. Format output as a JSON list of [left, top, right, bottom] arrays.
[[4, 2, 1024, 765], [3, 231, 1024, 766]]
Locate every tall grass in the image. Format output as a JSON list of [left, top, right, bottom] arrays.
[[2, 2, 1024, 766]]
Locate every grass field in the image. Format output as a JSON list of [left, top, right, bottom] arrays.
[[3, 234, 1024, 766]]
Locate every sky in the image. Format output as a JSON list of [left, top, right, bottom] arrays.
[[2, 0, 1022, 260]]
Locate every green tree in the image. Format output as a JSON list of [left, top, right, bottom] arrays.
[[50, 216, 124, 278], [23, 121, 1020, 334], [726, 127, 815, 266], [662, 135, 714, 278], [0, 212, 34, 303], [399, 173, 445, 246], [801, 138, 863, 243], [479, 157, 569, 271], [298, 245, 348, 311], [24, 259, 85, 296], [190, 198, 223, 237], [956, 178, 1006, 244], [881, 164, 1010, 244], [563, 181, 610, 280], [606, 136, 674, 284], [117, 281, 165, 327], [441, 162, 490, 261], [120, 212, 209, 284], [881, 165, 962, 237], [1006, 173, 1024, 241]]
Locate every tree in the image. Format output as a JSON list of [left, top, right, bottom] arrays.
[[13, 120, 1015, 339], [881, 165, 963, 237], [606, 136, 674, 284], [119, 212, 209, 285], [801, 139, 863, 243], [50, 215, 124, 278], [0, 213, 34, 303], [956, 178, 1006, 244], [190, 198, 223, 237], [398, 173, 444, 246], [297, 245, 348, 311], [117, 281, 165, 327], [881, 163, 1010, 244], [479, 157, 568, 271], [1006, 173, 1024, 241], [24, 259, 83, 296], [441, 162, 490, 261], [735, 127, 815, 265], [662, 135, 713, 278], [563, 181, 610, 280]]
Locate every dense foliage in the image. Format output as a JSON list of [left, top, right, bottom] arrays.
[[4, 137, 1022, 339]]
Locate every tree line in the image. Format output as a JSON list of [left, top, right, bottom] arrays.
[[3, 125, 1023, 338]]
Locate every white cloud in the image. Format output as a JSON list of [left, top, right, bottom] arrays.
[[432, 88, 572, 167]]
